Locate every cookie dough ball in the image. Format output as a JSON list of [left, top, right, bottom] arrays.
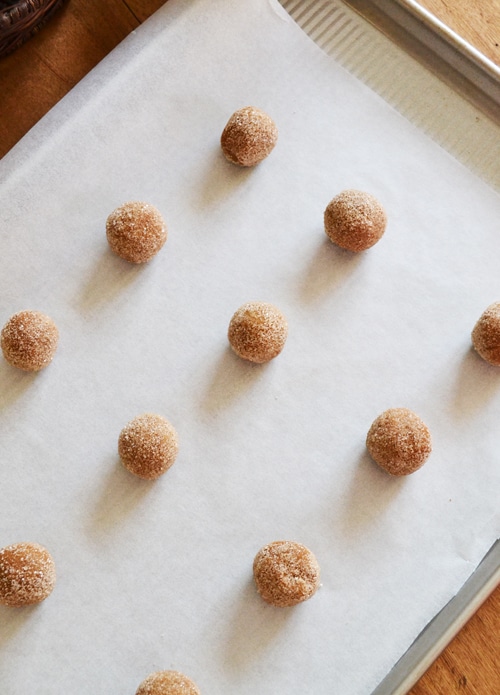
[[118, 413, 179, 480], [471, 302, 500, 366], [1, 310, 59, 371], [366, 408, 432, 476], [228, 302, 288, 363], [253, 540, 320, 607], [135, 670, 200, 695], [324, 189, 387, 252], [221, 106, 278, 166], [106, 202, 167, 263], [0, 542, 56, 607]]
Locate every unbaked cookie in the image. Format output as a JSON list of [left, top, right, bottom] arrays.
[[118, 413, 179, 480], [135, 670, 200, 695], [471, 301, 500, 366], [1, 310, 59, 371], [221, 106, 278, 166], [324, 189, 387, 252], [228, 302, 288, 363], [0, 542, 56, 606], [366, 408, 432, 475], [253, 540, 320, 607], [106, 201, 167, 263]]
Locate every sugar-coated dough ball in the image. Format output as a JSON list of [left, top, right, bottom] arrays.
[[135, 670, 200, 695], [0, 542, 56, 607], [1, 310, 59, 371], [366, 408, 432, 476], [106, 201, 167, 263], [253, 540, 320, 607], [228, 302, 288, 363], [324, 189, 387, 252], [471, 301, 500, 365], [118, 413, 179, 480], [221, 106, 278, 166]]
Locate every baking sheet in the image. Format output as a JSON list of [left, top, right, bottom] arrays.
[[343, 0, 500, 125], [283, 4, 500, 691], [282, 0, 500, 190], [0, 0, 499, 694], [374, 539, 500, 694]]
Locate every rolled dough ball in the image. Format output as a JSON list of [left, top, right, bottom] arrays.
[[228, 302, 288, 363], [0, 542, 56, 607], [471, 301, 500, 365], [106, 201, 167, 263], [366, 407, 432, 475], [253, 540, 320, 607], [324, 189, 387, 251], [221, 106, 278, 166], [1, 310, 59, 371], [118, 413, 179, 480], [135, 670, 200, 695]]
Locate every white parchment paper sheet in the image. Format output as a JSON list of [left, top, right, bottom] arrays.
[[0, 0, 499, 693]]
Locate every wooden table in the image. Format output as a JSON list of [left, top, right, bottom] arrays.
[[0, 1, 499, 692]]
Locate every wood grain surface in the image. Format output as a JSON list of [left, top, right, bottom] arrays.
[[419, 0, 500, 66], [0, 1, 499, 693], [0, 0, 165, 157]]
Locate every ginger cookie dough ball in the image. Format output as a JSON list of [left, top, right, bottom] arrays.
[[136, 670, 200, 695], [0, 542, 56, 607], [118, 413, 179, 480], [324, 189, 387, 252], [221, 106, 278, 166], [253, 540, 320, 607], [1, 310, 59, 371], [366, 408, 432, 476], [106, 201, 167, 263], [228, 302, 288, 363], [471, 302, 500, 366]]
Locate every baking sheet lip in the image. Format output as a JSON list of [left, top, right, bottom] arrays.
[[341, 0, 500, 126], [395, 0, 500, 80], [370, 539, 500, 695]]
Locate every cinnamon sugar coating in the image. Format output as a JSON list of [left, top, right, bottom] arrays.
[[253, 540, 320, 607], [118, 413, 179, 480], [135, 670, 200, 695], [106, 202, 167, 263], [221, 106, 278, 166], [0, 542, 56, 607], [324, 189, 387, 252], [471, 301, 500, 365], [366, 408, 432, 476], [228, 302, 288, 363], [1, 310, 59, 371]]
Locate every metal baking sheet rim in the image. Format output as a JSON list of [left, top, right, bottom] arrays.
[[371, 539, 500, 694], [342, 0, 500, 126]]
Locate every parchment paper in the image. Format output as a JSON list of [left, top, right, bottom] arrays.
[[0, 1, 499, 693]]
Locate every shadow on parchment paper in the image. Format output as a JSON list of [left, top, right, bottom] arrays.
[[222, 575, 294, 671], [191, 148, 254, 211], [338, 448, 406, 536], [86, 457, 155, 538], [200, 347, 270, 414], [0, 360, 38, 410], [0, 604, 38, 650], [76, 246, 144, 312], [298, 236, 364, 304], [451, 345, 500, 419]]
